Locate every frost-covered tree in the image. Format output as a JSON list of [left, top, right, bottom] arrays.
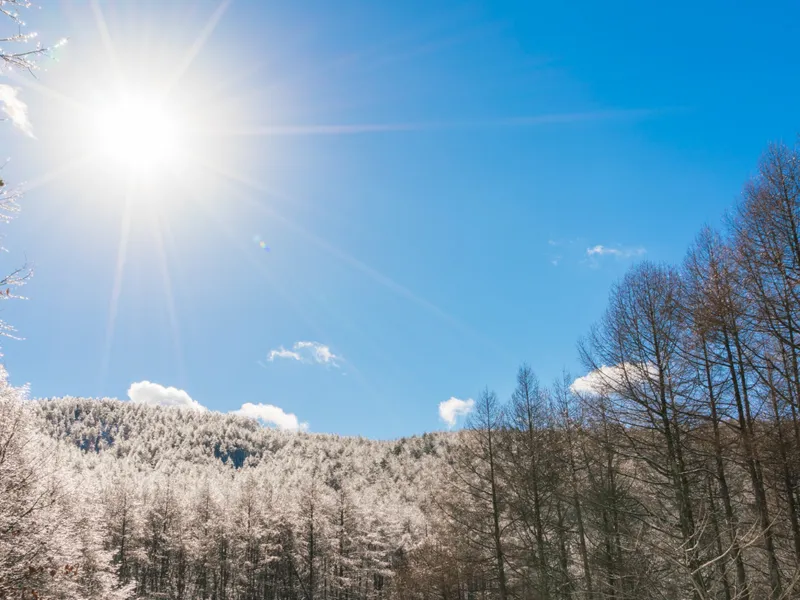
[[0, 370, 64, 598], [0, 0, 63, 346]]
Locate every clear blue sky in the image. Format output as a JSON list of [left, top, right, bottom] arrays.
[[0, 0, 798, 437]]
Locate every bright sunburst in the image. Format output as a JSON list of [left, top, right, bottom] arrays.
[[23, 0, 468, 393], [91, 94, 183, 172]]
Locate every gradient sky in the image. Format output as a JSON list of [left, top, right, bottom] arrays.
[[0, 0, 798, 437]]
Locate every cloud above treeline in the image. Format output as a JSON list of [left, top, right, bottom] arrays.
[[234, 402, 308, 431], [128, 381, 207, 412], [266, 341, 342, 368], [570, 362, 658, 396], [439, 396, 474, 427], [127, 381, 306, 431]]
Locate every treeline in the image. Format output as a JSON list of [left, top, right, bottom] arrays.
[[2, 140, 800, 600], [397, 141, 800, 600]]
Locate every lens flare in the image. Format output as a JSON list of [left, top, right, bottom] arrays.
[[253, 235, 270, 251]]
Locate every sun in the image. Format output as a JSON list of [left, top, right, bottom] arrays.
[[90, 93, 184, 173]]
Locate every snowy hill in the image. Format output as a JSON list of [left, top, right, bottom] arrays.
[[4, 396, 453, 600]]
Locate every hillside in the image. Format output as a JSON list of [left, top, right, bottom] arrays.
[[3, 394, 452, 600], [34, 396, 449, 476]]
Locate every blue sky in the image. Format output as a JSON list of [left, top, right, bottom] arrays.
[[0, 0, 798, 438]]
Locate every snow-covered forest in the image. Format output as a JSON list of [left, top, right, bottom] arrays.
[[3, 387, 450, 600]]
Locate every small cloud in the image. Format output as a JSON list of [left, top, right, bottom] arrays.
[[295, 341, 339, 364], [234, 402, 308, 431], [267, 347, 302, 362], [266, 341, 342, 367], [0, 85, 34, 137], [127, 381, 206, 411], [439, 396, 475, 427], [586, 244, 646, 259]]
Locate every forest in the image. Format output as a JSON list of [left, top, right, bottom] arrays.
[[1, 140, 800, 600]]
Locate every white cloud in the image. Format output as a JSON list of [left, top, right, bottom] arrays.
[[586, 244, 646, 258], [127, 381, 207, 411], [234, 402, 307, 431], [266, 341, 342, 367], [571, 366, 622, 396], [295, 341, 338, 364], [0, 85, 34, 137], [267, 347, 302, 362], [570, 363, 658, 396], [439, 396, 475, 427]]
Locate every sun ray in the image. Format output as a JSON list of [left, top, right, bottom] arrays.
[[198, 109, 660, 138], [6, 70, 84, 111], [21, 155, 92, 195], [187, 168, 416, 394], [199, 168, 512, 397], [98, 184, 133, 391], [203, 161, 502, 352], [232, 8, 480, 111], [164, 0, 232, 93], [184, 175, 331, 345], [360, 25, 501, 72], [207, 162, 447, 317], [152, 207, 187, 386], [203, 122, 429, 136], [90, 0, 125, 93], [11, 156, 96, 243], [199, 60, 267, 105], [286, 268, 414, 402]]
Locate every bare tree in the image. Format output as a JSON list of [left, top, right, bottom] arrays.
[[553, 373, 594, 599], [441, 388, 510, 600], [580, 262, 707, 598], [683, 227, 751, 599], [505, 365, 552, 598]]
